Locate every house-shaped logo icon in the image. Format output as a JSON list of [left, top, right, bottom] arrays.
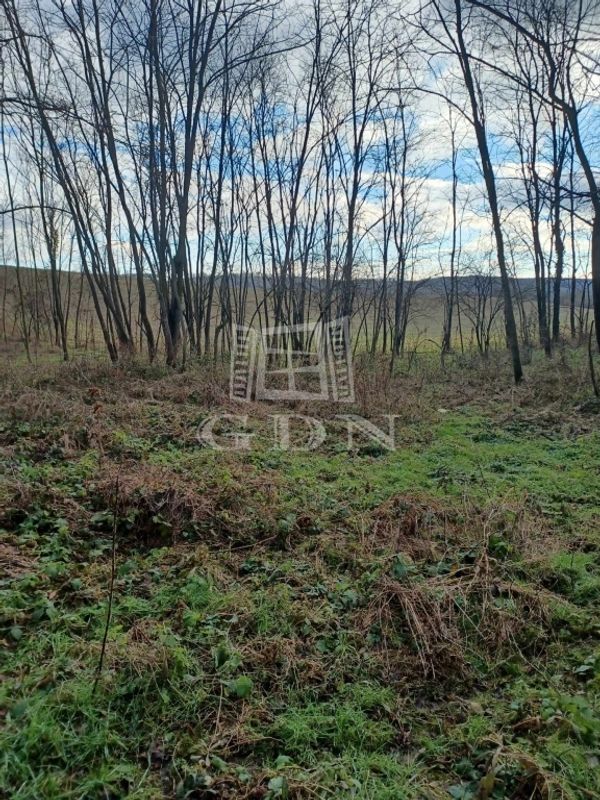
[[230, 318, 354, 403]]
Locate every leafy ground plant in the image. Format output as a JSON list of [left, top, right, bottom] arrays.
[[1, 354, 599, 798]]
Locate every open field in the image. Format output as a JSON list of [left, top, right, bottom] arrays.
[[1, 352, 600, 799], [1, 264, 585, 369], [0, 264, 473, 358]]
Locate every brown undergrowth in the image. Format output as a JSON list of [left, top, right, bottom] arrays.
[[1, 352, 599, 798], [355, 496, 556, 682]]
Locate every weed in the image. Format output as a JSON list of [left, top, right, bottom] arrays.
[[1, 356, 599, 798]]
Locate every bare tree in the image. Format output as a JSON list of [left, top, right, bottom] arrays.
[[465, 0, 600, 351], [418, 0, 523, 382]]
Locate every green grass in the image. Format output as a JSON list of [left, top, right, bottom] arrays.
[[1, 356, 600, 798]]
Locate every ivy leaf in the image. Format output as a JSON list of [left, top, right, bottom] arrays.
[[228, 675, 253, 699], [10, 625, 23, 642]]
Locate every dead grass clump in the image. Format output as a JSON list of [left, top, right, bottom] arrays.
[[353, 354, 428, 419], [239, 637, 325, 691], [0, 540, 38, 579], [369, 576, 466, 678], [0, 388, 79, 428], [90, 463, 281, 549], [101, 619, 178, 677], [362, 499, 555, 678], [368, 495, 454, 560], [0, 477, 35, 523], [366, 563, 551, 680], [91, 465, 216, 548], [368, 493, 562, 568], [145, 363, 231, 409]]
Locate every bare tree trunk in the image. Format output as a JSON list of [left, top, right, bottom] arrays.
[[453, 0, 522, 382]]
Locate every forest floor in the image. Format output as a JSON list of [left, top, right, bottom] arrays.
[[1, 349, 600, 799]]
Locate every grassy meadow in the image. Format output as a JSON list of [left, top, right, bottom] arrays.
[[1, 349, 599, 799], [0, 264, 542, 366]]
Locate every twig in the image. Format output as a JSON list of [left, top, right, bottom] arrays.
[[588, 321, 599, 398], [92, 476, 119, 696]]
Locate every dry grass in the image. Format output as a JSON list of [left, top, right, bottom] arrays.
[[1, 346, 599, 799]]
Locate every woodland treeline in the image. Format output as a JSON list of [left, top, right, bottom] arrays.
[[0, 0, 599, 381]]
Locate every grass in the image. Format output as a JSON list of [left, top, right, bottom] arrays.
[[1, 350, 600, 798]]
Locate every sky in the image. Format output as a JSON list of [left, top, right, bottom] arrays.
[[0, 0, 598, 284]]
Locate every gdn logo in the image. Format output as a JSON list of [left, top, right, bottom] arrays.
[[230, 318, 354, 403]]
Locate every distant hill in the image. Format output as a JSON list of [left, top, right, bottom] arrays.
[[0, 263, 588, 300]]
